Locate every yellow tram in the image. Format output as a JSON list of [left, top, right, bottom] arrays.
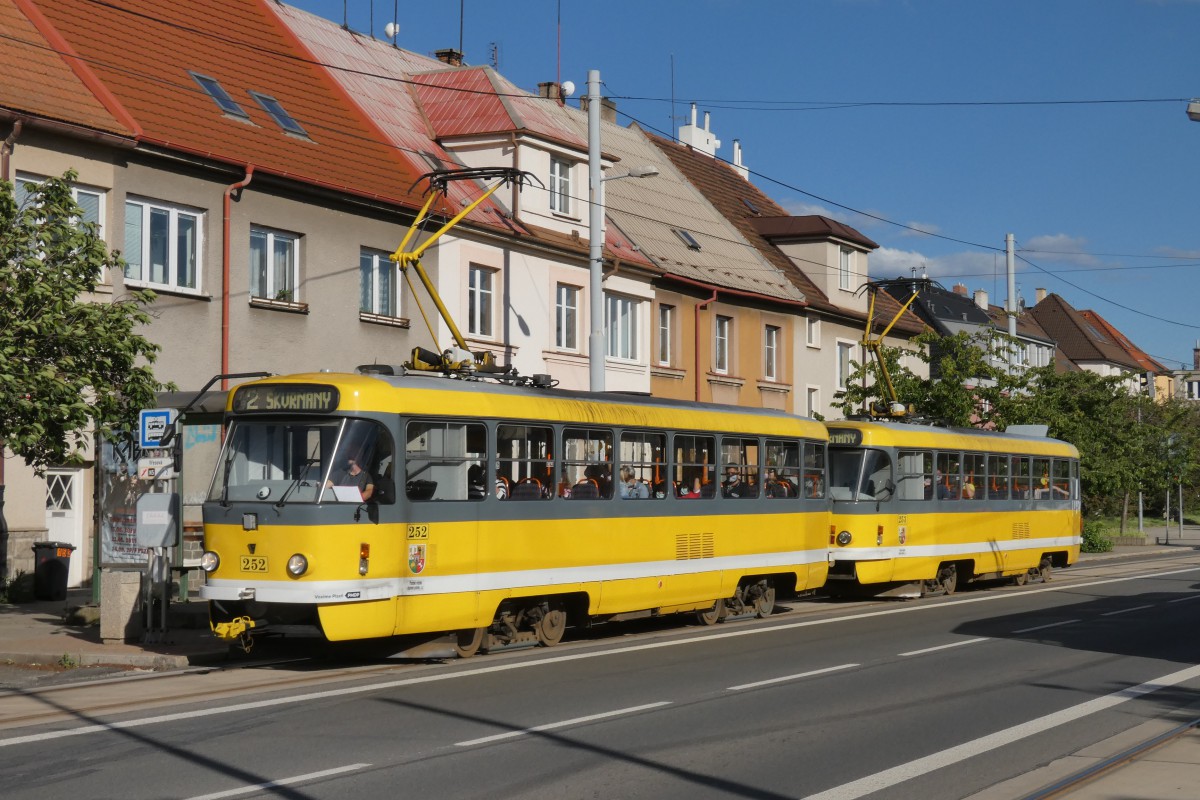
[[199, 369, 830, 653], [825, 419, 1081, 596]]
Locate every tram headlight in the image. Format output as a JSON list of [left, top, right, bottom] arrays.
[[836, 530, 853, 547], [286, 553, 309, 578], [200, 551, 220, 573]]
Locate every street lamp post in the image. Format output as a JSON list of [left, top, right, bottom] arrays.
[[586, 68, 659, 392]]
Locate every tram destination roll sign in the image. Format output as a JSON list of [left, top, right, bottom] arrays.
[[232, 384, 340, 413]]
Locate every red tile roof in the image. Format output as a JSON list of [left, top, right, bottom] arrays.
[[2, 0, 132, 137], [749, 215, 879, 251], [26, 0, 428, 209], [1079, 309, 1166, 373], [1028, 294, 1142, 371]]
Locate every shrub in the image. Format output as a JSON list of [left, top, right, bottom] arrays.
[[0, 572, 35, 604], [1081, 519, 1114, 553]]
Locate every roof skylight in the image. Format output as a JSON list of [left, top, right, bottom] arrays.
[[249, 91, 308, 138], [190, 72, 248, 119], [673, 228, 702, 250]]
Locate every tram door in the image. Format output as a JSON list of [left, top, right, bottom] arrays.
[[45, 468, 85, 587]]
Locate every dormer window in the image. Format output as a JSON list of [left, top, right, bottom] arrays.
[[190, 72, 248, 119], [839, 246, 854, 291], [249, 91, 309, 138], [549, 157, 572, 214]]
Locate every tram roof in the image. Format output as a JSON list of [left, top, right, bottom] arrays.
[[228, 371, 828, 439], [826, 418, 1078, 457]]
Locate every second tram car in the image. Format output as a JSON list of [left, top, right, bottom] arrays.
[[200, 370, 830, 653], [825, 419, 1081, 596]]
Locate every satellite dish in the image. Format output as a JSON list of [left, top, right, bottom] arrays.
[[560, 80, 576, 98], [384, 22, 399, 39]]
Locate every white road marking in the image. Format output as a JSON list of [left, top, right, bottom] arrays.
[[2, 564, 1197, 749], [898, 638, 989, 657], [1011, 619, 1081, 634], [183, 763, 371, 800], [799, 662, 1200, 800], [1100, 604, 1155, 616], [454, 702, 671, 747], [1167, 594, 1200, 603], [727, 663, 859, 691]]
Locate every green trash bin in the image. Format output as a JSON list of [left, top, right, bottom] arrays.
[[31, 541, 75, 601]]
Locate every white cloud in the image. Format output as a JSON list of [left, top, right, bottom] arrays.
[[1019, 234, 1098, 267], [897, 220, 942, 237]]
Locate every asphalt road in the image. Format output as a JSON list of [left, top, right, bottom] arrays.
[[2, 553, 1198, 800]]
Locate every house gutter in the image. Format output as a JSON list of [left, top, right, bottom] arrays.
[[222, 166, 254, 389], [1, 119, 22, 182]]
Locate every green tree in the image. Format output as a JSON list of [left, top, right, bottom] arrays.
[[0, 171, 167, 474]]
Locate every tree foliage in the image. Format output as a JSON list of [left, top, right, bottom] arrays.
[[0, 171, 167, 474]]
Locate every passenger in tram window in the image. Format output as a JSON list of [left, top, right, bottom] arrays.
[[723, 466, 748, 498], [962, 477, 976, 499], [467, 464, 486, 500], [619, 466, 649, 499], [495, 471, 510, 500]]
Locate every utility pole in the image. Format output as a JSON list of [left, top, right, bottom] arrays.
[[587, 69, 604, 392]]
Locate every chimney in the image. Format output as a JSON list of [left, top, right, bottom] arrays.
[[580, 95, 617, 123], [434, 48, 463, 66], [732, 139, 749, 181], [1194, 339, 1200, 371], [1035, 287, 1046, 305], [678, 103, 722, 157], [538, 81, 562, 101], [952, 283, 968, 296], [974, 289, 988, 310]]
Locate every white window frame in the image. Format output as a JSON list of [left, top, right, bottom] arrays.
[[839, 247, 854, 291], [836, 340, 857, 391], [658, 304, 674, 366], [806, 316, 821, 348], [714, 315, 732, 374], [16, 173, 106, 238], [468, 264, 496, 338], [250, 225, 299, 302], [360, 247, 399, 316], [125, 197, 203, 293], [606, 294, 640, 361], [549, 157, 572, 215], [806, 386, 820, 418], [555, 282, 579, 350], [764, 324, 780, 381]]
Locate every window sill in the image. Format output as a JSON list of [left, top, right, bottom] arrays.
[[757, 380, 792, 394], [651, 365, 686, 381], [124, 280, 210, 301], [360, 312, 410, 329], [249, 296, 308, 314], [707, 373, 745, 389]]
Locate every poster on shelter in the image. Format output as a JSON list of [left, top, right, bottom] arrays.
[[99, 437, 147, 565]]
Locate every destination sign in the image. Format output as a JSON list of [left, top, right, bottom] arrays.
[[827, 429, 863, 447], [232, 384, 340, 414]]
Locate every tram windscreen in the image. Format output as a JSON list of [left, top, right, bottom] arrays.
[[209, 418, 393, 505], [828, 449, 891, 502]]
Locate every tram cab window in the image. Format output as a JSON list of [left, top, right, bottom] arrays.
[[561, 428, 613, 499], [209, 418, 394, 506], [674, 434, 716, 499], [497, 424, 554, 500], [619, 431, 666, 499], [986, 455, 1010, 499], [721, 437, 759, 499], [828, 448, 890, 502], [764, 440, 801, 499], [403, 421, 486, 502], [896, 450, 933, 501], [963, 453, 985, 500], [935, 452, 962, 500], [803, 440, 826, 499]]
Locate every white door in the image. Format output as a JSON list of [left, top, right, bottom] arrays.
[[45, 469, 84, 587]]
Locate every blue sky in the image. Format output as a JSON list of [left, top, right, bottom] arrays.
[[292, 0, 1200, 370]]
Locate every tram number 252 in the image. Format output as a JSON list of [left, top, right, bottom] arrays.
[[407, 525, 430, 541]]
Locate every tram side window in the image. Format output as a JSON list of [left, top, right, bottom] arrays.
[[403, 421, 485, 502], [1035, 457, 1066, 500], [764, 439, 800, 499], [674, 434, 716, 498], [497, 424, 554, 500], [619, 431, 666, 499], [963, 453, 985, 501], [986, 455, 1010, 499], [935, 452, 962, 500], [1013, 456, 1033, 499], [561, 428, 613, 499], [803, 440, 826, 499], [1069, 459, 1079, 500], [896, 450, 932, 501], [721, 437, 759, 499]]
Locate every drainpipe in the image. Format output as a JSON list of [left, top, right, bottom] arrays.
[[222, 167, 254, 390], [694, 289, 719, 401], [1, 119, 22, 182]]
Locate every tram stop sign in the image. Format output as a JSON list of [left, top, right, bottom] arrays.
[[139, 408, 178, 449]]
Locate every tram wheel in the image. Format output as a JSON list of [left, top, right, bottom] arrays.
[[453, 627, 487, 658], [1013, 570, 1029, 586], [696, 600, 726, 626], [939, 565, 958, 596], [1038, 559, 1053, 583], [754, 582, 776, 618], [535, 605, 567, 647]]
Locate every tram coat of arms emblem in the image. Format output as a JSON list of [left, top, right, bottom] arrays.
[[408, 543, 426, 575]]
